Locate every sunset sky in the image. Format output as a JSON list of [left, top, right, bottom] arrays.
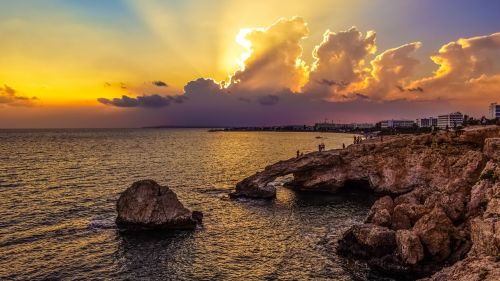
[[1, 0, 500, 128]]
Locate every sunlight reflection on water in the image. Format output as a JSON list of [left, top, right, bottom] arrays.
[[0, 129, 380, 280]]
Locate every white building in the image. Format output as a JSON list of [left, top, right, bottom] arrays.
[[416, 117, 438, 128], [380, 120, 415, 129], [437, 112, 464, 129], [489, 103, 500, 119]]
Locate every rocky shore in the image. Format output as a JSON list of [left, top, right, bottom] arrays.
[[232, 126, 500, 280]]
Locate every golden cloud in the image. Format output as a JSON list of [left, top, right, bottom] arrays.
[[228, 17, 309, 93]]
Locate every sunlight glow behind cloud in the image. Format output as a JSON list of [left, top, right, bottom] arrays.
[[1, 0, 500, 127]]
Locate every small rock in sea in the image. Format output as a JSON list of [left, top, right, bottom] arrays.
[[116, 179, 202, 231]]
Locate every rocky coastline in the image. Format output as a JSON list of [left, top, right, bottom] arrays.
[[231, 126, 500, 280]]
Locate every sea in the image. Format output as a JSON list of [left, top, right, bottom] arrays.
[[0, 129, 385, 281]]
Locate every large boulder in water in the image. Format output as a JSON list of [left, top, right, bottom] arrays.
[[116, 180, 202, 231]]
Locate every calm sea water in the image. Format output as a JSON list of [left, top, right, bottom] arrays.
[[0, 129, 380, 281]]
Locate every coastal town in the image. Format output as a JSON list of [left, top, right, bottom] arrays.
[[216, 102, 500, 133]]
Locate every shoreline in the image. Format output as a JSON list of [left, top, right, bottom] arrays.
[[231, 125, 500, 280]]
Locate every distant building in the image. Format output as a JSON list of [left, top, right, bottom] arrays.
[[380, 120, 415, 129], [489, 103, 500, 119], [416, 117, 438, 128], [283, 125, 314, 131], [437, 112, 464, 129], [314, 122, 374, 131], [353, 123, 375, 129], [315, 122, 344, 131]]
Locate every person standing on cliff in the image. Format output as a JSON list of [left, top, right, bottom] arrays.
[[297, 150, 300, 158], [342, 143, 345, 149]]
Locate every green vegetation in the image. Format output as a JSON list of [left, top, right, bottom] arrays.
[[479, 268, 489, 280], [480, 169, 498, 182]]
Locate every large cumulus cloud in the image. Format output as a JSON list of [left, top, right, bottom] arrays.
[[413, 32, 500, 101], [357, 42, 422, 99], [97, 18, 500, 126], [303, 27, 376, 99], [228, 17, 309, 93]]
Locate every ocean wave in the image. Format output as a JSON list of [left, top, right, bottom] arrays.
[[88, 218, 116, 231]]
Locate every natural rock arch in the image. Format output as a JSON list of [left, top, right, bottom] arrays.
[[231, 126, 500, 279]]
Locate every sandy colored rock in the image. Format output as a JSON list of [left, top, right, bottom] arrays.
[[338, 224, 396, 258], [396, 230, 425, 265], [423, 256, 500, 281], [366, 196, 394, 227], [483, 138, 500, 160], [413, 207, 455, 261], [232, 125, 500, 278]]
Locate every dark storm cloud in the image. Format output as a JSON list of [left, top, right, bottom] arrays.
[[98, 94, 186, 108], [152, 81, 168, 87]]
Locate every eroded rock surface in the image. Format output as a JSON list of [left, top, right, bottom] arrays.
[[233, 126, 500, 279], [116, 179, 202, 231]]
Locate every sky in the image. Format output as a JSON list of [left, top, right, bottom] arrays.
[[1, 0, 500, 128]]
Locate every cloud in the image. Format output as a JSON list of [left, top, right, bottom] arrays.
[[96, 18, 500, 127], [354, 93, 369, 99], [152, 80, 168, 87], [412, 32, 500, 100], [303, 27, 376, 99], [228, 17, 309, 93], [258, 95, 280, 106], [422, 32, 500, 84], [0, 84, 38, 106], [98, 94, 185, 108], [358, 42, 422, 99], [303, 29, 422, 101], [185, 78, 224, 96]]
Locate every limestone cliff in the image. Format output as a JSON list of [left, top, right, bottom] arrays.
[[232, 126, 500, 280]]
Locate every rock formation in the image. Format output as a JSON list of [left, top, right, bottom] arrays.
[[232, 126, 500, 279], [116, 179, 202, 231]]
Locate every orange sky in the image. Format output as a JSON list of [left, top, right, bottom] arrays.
[[1, 1, 499, 127]]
